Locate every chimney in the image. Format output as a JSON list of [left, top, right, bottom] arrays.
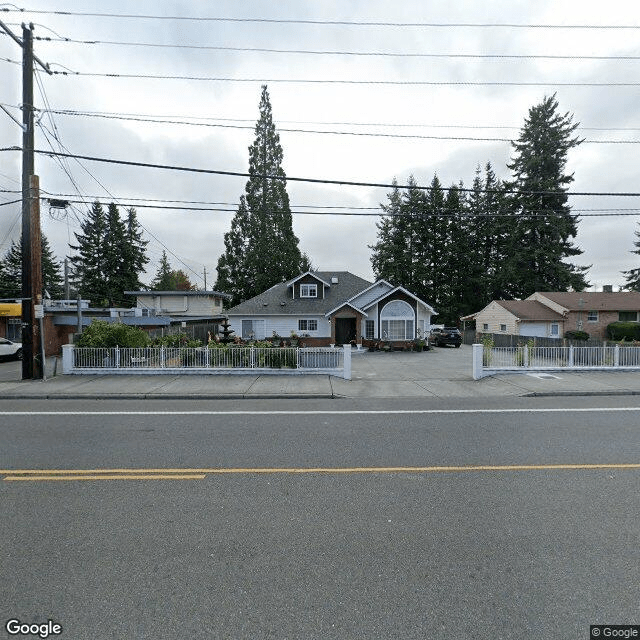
[[603, 285, 613, 293]]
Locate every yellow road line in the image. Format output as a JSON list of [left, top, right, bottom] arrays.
[[2, 463, 640, 480], [3, 474, 206, 481]]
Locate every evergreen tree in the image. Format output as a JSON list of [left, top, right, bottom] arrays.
[[150, 251, 195, 291], [69, 200, 108, 304], [120, 208, 149, 296], [215, 85, 309, 305], [622, 224, 640, 291], [370, 180, 414, 288], [505, 94, 589, 296], [150, 250, 174, 290], [0, 234, 63, 299], [69, 201, 148, 306]]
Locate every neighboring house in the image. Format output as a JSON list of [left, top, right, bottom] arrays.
[[125, 290, 230, 321], [463, 290, 640, 340], [461, 300, 565, 338], [225, 271, 436, 346]]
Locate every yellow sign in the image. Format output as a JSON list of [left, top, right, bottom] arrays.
[[0, 303, 21, 317]]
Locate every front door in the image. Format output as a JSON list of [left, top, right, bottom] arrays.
[[335, 317, 356, 345]]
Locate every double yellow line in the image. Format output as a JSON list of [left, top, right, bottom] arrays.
[[2, 463, 640, 482]]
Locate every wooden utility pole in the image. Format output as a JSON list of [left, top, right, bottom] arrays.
[[20, 24, 38, 379], [0, 20, 52, 379]]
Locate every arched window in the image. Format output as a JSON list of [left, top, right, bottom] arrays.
[[380, 300, 415, 341]]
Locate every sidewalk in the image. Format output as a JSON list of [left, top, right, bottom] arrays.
[[1, 345, 640, 399]]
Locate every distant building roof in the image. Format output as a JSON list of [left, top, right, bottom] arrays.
[[126, 290, 231, 299], [533, 291, 640, 311], [497, 300, 565, 321]]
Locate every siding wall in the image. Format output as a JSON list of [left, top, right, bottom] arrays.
[[228, 316, 331, 340], [473, 301, 519, 335], [136, 295, 224, 316]]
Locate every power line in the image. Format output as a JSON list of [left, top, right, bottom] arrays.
[[3, 9, 640, 29], [22, 107, 639, 144], [14, 147, 640, 197], [2, 103, 637, 133], [40, 197, 640, 217], [43, 67, 640, 87], [27, 34, 640, 61]]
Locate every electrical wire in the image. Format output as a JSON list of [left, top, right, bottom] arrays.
[[28, 34, 640, 61], [44, 67, 640, 87], [3, 9, 640, 29], [10, 147, 640, 198]]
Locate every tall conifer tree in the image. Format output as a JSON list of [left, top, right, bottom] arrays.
[[216, 85, 308, 305], [505, 94, 589, 296]]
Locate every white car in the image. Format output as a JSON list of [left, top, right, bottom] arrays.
[[0, 338, 22, 361]]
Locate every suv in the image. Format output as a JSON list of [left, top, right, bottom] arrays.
[[0, 337, 22, 360], [431, 327, 462, 348]]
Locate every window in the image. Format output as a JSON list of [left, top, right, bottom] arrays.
[[6, 318, 21, 341], [587, 311, 598, 322], [550, 323, 559, 336], [298, 319, 318, 332], [482, 323, 489, 331], [500, 324, 507, 332], [300, 284, 317, 298], [619, 311, 638, 322], [365, 320, 374, 339], [380, 300, 415, 341]]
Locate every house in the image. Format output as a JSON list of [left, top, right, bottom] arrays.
[[462, 290, 640, 340], [125, 290, 230, 319], [225, 271, 436, 346]]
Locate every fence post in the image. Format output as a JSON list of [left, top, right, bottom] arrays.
[[296, 347, 300, 369], [523, 345, 529, 368], [205, 347, 210, 368], [343, 344, 351, 380], [614, 344, 620, 367], [250, 346, 255, 368], [472, 343, 484, 380], [115, 346, 120, 368], [569, 345, 574, 368], [161, 346, 165, 368], [62, 343, 74, 374]]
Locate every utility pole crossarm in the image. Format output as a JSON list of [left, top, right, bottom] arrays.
[[0, 19, 53, 74]]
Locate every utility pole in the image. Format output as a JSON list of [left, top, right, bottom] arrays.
[[20, 25, 37, 379], [203, 266, 207, 290], [0, 20, 52, 379]]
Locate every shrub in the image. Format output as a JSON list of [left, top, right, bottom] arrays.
[[75, 320, 150, 348], [151, 333, 202, 348], [564, 330, 589, 341], [607, 322, 640, 341]]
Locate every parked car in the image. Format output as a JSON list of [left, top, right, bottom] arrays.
[[431, 327, 462, 348], [0, 337, 22, 360]]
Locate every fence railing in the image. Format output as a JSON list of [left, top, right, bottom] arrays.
[[472, 343, 640, 379], [62, 345, 350, 379]]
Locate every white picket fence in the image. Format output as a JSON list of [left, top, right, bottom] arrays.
[[62, 344, 351, 379], [472, 343, 640, 379]]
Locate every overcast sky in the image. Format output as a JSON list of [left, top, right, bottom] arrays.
[[1, 0, 640, 295]]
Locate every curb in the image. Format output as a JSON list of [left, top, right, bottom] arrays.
[[0, 393, 337, 400]]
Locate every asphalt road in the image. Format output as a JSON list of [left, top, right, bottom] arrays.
[[2, 397, 639, 639]]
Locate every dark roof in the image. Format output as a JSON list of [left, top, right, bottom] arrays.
[[497, 300, 565, 321], [126, 290, 231, 299], [534, 291, 640, 311], [226, 271, 373, 316], [52, 316, 171, 327]]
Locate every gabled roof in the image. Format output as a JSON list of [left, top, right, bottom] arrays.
[[324, 301, 367, 317], [533, 291, 640, 312], [362, 285, 437, 315], [285, 271, 332, 288], [126, 290, 231, 299], [226, 271, 373, 316], [497, 300, 565, 321]]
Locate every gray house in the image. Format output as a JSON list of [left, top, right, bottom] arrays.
[[225, 271, 436, 346]]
